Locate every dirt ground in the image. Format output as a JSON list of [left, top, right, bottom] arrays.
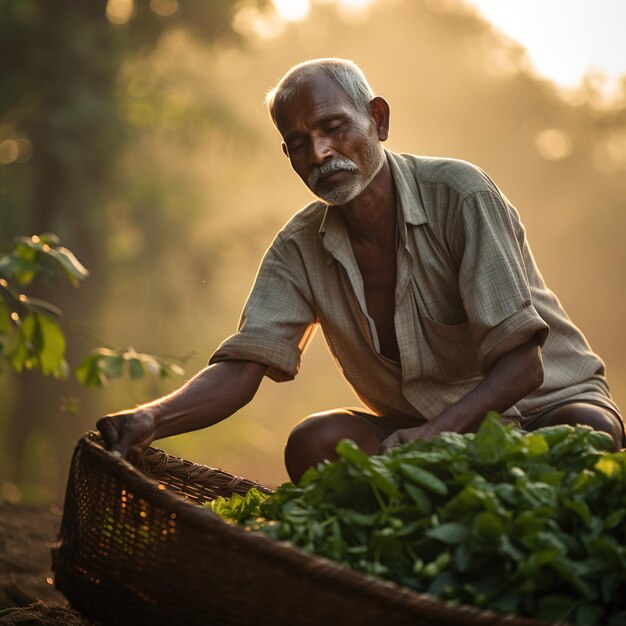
[[0, 504, 96, 625]]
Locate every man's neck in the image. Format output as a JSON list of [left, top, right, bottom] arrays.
[[339, 160, 396, 246]]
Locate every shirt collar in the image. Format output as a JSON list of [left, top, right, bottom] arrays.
[[318, 149, 428, 262], [385, 149, 428, 228]]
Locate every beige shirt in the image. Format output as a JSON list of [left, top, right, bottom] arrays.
[[211, 150, 620, 424]]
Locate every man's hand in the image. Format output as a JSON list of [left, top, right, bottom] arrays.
[[379, 421, 442, 454], [378, 336, 545, 455], [94, 360, 267, 463], [97, 408, 157, 463]]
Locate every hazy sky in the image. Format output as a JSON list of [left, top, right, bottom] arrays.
[[451, 0, 625, 94], [271, 0, 626, 97]]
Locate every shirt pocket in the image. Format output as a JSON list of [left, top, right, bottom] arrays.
[[421, 316, 481, 382]]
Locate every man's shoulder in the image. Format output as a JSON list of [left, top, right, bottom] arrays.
[[391, 151, 498, 198], [274, 200, 327, 245]]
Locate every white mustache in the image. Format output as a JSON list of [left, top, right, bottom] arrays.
[[307, 157, 359, 189]]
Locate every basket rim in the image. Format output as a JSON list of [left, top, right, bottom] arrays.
[[76, 431, 555, 626]]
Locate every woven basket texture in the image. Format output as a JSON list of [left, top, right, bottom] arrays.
[[52, 432, 558, 626]]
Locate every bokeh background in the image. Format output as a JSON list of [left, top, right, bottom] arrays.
[[1, 0, 625, 502]]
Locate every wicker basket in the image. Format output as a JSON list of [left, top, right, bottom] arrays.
[[52, 432, 556, 626]]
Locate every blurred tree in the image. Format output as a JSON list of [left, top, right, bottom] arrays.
[[0, 0, 264, 499]]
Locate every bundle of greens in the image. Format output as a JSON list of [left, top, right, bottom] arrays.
[[208, 414, 626, 625]]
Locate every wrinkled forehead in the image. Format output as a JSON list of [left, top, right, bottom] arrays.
[[274, 72, 359, 136]]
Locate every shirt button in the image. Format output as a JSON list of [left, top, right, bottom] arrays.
[[523, 299, 532, 308]]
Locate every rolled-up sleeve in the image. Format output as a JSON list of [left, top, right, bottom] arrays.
[[209, 236, 317, 382], [456, 189, 549, 371]]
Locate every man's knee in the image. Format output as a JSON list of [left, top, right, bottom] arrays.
[[286, 412, 337, 461], [544, 403, 623, 451], [284, 409, 383, 484], [285, 412, 342, 484]]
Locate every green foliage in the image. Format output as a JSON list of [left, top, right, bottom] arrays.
[[209, 487, 271, 523], [0, 233, 88, 378], [0, 233, 89, 287], [76, 347, 185, 388], [208, 414, 626, 624], [2, 312, 68, 378], [0, 234, 185, 386]]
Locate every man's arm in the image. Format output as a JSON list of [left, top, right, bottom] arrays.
[[379, 335, 544, 452], [97, 359, 267, 460]]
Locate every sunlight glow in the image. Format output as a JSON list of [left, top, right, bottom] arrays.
[[150, 0, 179, 17], [272, 0, 310, 22], [535, 129, 572, 161], [464, 0, 626, 98], [106, 0, 134, 25], [337, 0, 373, 24], [233, 4, 285, 39], [593, 133, 626, 175], [0, 140, 19, 164], [247, 0, 376, 35], [0, 138, 30, 164]]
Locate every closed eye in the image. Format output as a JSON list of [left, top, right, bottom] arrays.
[[323, 122, 343, 133], [286, 137, 306, 153]]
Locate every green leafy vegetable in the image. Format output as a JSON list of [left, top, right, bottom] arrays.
[[206, 414, 626, 625]]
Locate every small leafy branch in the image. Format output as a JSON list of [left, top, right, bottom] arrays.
[[0, 233, 185, 386], [77, 347, 185, 388]]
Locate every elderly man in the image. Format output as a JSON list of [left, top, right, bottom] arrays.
[[98, 58, 623, 482]]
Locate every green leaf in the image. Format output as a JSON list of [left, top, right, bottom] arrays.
[[473, 512, 505, 542], [536, 594, 579, 621], [7, 234, 88, 287], [46, 246, 89, 286], [36, 314, 66, 376], [525, 433, 549, 456], [399, 463, 448, 496], [38, 233, 61, 246], [404, 482, 432, 514], [499, 535, 523, 561], [336, 509, 378, 527], [472, 412, 509, 463], [0, 254, 39, 286], [128, 357, 145, 379], [562, 497, 593, 526], [368, 458, 401, 499], [489, 591, 520, 615], [76, 353, 106, 387], [575, 603, 605, 626], [101, 354, 124, 378], [30, 314, 45, 356], [20, 313, 37, 342], [427, 522, 470, 544], [336, 439, 370, 466], [8, 327, 28, 372], [0, 298, 10, 334], [536, 424, 575, 448], [604, 509, 626, 529], [453, 541, 473, 572], [595, 456, 622, 478]]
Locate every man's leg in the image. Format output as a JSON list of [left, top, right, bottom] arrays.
[[284, 408, 393, 483], [525, 402, 624, 450]]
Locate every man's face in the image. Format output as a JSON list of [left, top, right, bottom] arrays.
[[274, 73, 385, 206]]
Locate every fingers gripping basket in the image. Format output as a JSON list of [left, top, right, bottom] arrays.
[[52, 433, 553, 626]]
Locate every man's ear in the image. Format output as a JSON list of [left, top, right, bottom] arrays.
[[369, 96, 390, 142], [281, 142, 289, 158]]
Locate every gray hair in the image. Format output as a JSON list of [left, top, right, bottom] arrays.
[[265, 58, 376, 126]]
